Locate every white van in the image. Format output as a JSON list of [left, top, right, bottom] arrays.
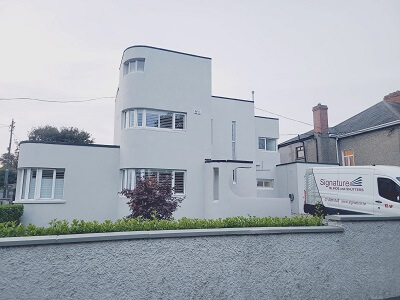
[[304, 166, 400, 215]]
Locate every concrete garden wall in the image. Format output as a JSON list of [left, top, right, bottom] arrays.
[[1, 216, 400, 299]]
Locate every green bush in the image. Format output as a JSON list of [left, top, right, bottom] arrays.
[[0, 204, 24, 224], [0, 215, 323, 238]]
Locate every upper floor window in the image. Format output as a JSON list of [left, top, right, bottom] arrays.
[[123, 109, 186, 131], [343, 149, 355, 166], [258, 137, 277, 151], [122, 169, 186, 195], [296, 146, 305, 159], [124, 58, 145, 75], [20, 168, 65, 200]]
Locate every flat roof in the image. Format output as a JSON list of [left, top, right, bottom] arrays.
[[123, 45, 211, 60], [20, 141, 120, 149], [212, 96, 254, 104], [255, 115, 279, 121]]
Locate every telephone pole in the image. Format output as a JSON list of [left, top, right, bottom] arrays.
[[3, 119, 15, 201]]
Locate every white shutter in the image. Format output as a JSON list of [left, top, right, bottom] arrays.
[[160, 112, 173, 129], [40, 169, 54, 198], [174, 172, 185, 194], [54, 170, 65, 199], [28, 169, 37, 199]]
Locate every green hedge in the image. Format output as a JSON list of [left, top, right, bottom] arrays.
[[0, 204, 24, 224], [0, 215, 322, 238]]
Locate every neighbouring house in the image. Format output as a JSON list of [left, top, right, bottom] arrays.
[[278, 92, 400, 167], [14, 46, 290, 226]]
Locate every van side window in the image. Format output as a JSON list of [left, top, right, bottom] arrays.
[[378, 178, 400, 202]]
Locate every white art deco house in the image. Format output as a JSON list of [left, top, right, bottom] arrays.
[[15, 46, 290, 226]]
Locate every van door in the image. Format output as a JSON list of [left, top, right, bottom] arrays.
[[312, 169, 339, 214], [373, 176, 400, 215], [338, 171, 374, 214]]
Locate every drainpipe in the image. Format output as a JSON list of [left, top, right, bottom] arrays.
[[314, 135, 319, 163], [329, 134, 340, 165]]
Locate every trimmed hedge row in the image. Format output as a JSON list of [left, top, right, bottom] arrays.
[[0, 215, 323, 238], [0, 204, 24, 224]]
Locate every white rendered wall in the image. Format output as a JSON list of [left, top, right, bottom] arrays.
[[115, 46, 212, 219], [211, 97, 256, 161], [255, 116, 281, 198], [204, 162, 291, 218], [16, 143, 120, 226]]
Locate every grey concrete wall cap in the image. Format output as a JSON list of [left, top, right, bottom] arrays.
[[0, 226, 343, 247], [326, 215, 400, 222]]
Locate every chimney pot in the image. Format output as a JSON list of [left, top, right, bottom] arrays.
[[383, 91, 400, 103]]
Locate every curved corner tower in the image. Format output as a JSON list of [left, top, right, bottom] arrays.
[[114, 46, 212, 218]]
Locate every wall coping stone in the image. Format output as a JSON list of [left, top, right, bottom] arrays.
[[326, 215, 400, 222], [0, 226, 343, 247]]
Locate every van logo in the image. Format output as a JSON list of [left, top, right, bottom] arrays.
[[350, 177, 362, 187]]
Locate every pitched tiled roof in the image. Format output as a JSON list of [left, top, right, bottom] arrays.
[[279, 100, 400, 147]]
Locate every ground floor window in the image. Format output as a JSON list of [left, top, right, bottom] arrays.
[[19, 168, 65, 200], [122, 169, 186, 195], [257, 179, 274, 189]]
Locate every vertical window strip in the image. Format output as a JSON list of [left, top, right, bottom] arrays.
[[20, 169, 27, 199], [232, 121, 237, 160], [174, 171, 185, 194], [28, 169, 37, 199]]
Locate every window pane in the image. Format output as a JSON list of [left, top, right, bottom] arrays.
[[129, 61, 136, 72], [258, 138, 266, 150], [137, 110, 143, 127], [146, 111, 159, 127], [54, 170, 65, 199], [28, 169, 37, 199], [378, 178, 400, 202], [257, 180, 263, 187], [266, 139, 276, 151], [145, 170, 157, 180], [232, 121, 236, 141], [135, 169, 142, 186], [174, 172, 185, 194], [159, 170, 173, 186], [40, 169, 54, 199], [232, 142, 236, 160], [137, 59, 145, 72], [21, 169, 27, 199], [175, 114, 185, 129], [129, 111, 135, 127], [264, 180, 274, 188], [160, 112, 173, 129], [344, 149, 353, 156]]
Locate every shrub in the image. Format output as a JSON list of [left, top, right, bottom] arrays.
[[0, 204, 24, 224], [0, 215, 323, 238], [120, 177, 184, 220]]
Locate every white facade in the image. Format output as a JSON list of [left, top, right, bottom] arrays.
[[15, 46, 290, 226]]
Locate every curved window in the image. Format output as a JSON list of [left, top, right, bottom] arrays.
[[122, 109, 186, 131], [124, 58, 145, 75], [122, 169, 186, 195]]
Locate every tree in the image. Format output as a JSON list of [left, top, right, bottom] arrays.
[[120, 177, 184, 220], [0, 153, 18, 169], [28, 125, 94, 144]]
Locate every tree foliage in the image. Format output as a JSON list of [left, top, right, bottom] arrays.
[[0, 153, 18, 169], [28, 125, 94, 144], [120, 177, 184, 220]]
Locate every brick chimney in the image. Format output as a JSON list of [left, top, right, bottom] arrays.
[[383, 91, 400, 103], [312, 103, 328, 134]]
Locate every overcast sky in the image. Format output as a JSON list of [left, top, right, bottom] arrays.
[[1, 0, 399, 154]]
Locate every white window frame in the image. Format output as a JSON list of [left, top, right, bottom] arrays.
[[258, 137, 277, 151], [122, 109, 186, 132], [256, 179, 274, 189], [18, 168, 65, 202], [122, 169, 186, 195], [296, 145, 305, 159], [124, 58, 145, 75]]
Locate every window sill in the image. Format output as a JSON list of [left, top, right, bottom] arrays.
[[14, 200, 66, 204], [122, 127, 186, 133]]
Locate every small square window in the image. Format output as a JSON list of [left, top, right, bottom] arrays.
[[296, 146, 305, 159]]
